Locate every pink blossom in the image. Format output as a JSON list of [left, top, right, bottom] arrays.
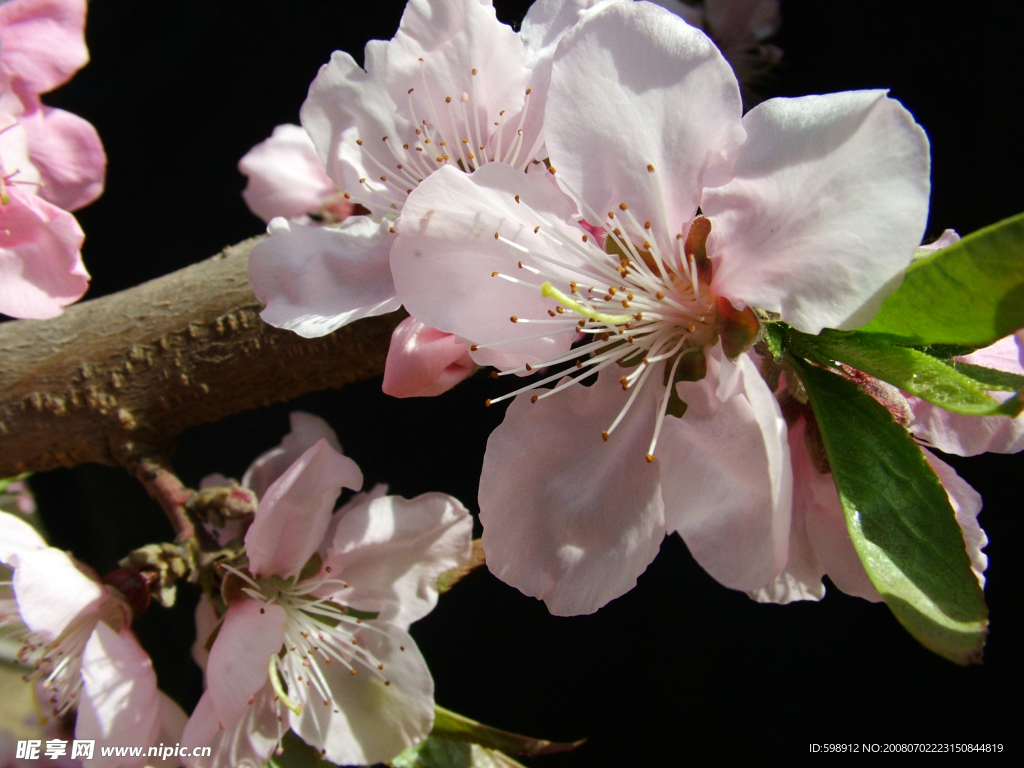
[[0, 168, 88, 319], [248, 0, 609, 395], [390, 1, 929, 614], [382, 317, 475, 398], [0, 0, 105, 212], [0, 512, 185, 767], [184, 413, 473, 768], [238, 124, 351, 224]]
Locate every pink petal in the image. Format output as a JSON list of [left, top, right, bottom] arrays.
[[703, 90, 930, 334], [0, 509, 48, 561], [659, 344, 792, 590], [239, 124, 338, 223], [0, 0, 88, 96], [291, 623, 434, 766], [908, 336, 1024, 456], [479, 370, 666, 616], [241, 411, 343, 499], [960, 333, 1024, 375], [190, 594, 219, 678], [244, 439, 363, 580], [909, 398, 1024, 456], [515, 0, 611, 167], [300, 43, 411, 217], [545, 0, 744, 257], [791, 418, 880, 602], [382, 317, 475, 398], [922, 449, 987, 589], [75, 624, 161, 768], [0, 188, 88, 319], [321, 491, 473, 629], [748, 421, 825, 603], [181, 686, 283, 768], [391, 162, 583, 370], [248, 215, 400, 338], [918, 228, 960, 252], [156, 691, 189, 746], [20, 102, 106, 211], [12, 546, 104, 638], [384, 0, 529, 170], [206, 600, 285, 730]]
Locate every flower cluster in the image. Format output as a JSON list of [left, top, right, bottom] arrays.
[[247, 0, 1013, 628], [0, 512, 186, 766], [183, 413, 473, 767], [0, 0, 105, 319]]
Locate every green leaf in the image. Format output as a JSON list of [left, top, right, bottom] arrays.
[[762, 322, 787, 360], [788, 356, 988, 664], [431, 706, 585, 757], [788, 329, 1021, 416], [859, 211, 1024, 346], [948, 361, 1024, 392], [436, 539, 486, 594], [390, 737, 528, 768]]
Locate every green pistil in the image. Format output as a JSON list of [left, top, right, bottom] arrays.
[[268, 656, 303, 715], [540, 282, 632, 325]]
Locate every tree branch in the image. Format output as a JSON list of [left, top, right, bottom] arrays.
[[0, 237, 403, 477]]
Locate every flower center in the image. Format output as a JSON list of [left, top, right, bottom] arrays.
[[477, 170, 722, 459], [236, 569, 393, 718], [343, 61, 541, 212]]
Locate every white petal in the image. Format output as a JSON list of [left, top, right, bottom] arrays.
[[384, 0, 529, 169], [748, 420, 825, 604], [392, 162, 583, 369], [190, 594, 219, 679], [206, 600, 285, 730], [12, 547, 104, 639], [242, 411, 343, 499], [922, 449, 987, 589], [322, 492, 473, 629], [479, 370, 666, 616], [249, 216, 400, 339], [182, 686, 283, 768], [245, 440, 363, 580], [546, 0, 744, 255], [291, 623, 434, 767], [703, 90, 930, 334], [660, 344, 792, 591], [156, 691, 189, 745], [0, 509, 47, 562], [514, 0, 623, 170], [300, 45, 411, 216], [75, 625, 161, 768], [791, 418, 880, 602]]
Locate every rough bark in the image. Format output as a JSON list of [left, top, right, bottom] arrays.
[[0, 237, 403, 478]]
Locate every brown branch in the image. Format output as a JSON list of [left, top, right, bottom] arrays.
[[0, 237, 404, 477]]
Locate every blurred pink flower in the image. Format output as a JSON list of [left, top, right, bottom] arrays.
[[0, 110, 88, 319], [0, 0, 105, 212], [238, 124, 352, 224], [0, 512, 185, 767]]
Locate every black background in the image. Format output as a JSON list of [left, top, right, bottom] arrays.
[[26, 0, 1023, 762]]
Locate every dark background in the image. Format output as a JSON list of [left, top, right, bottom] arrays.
[[25, 0, 1022, 762]]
